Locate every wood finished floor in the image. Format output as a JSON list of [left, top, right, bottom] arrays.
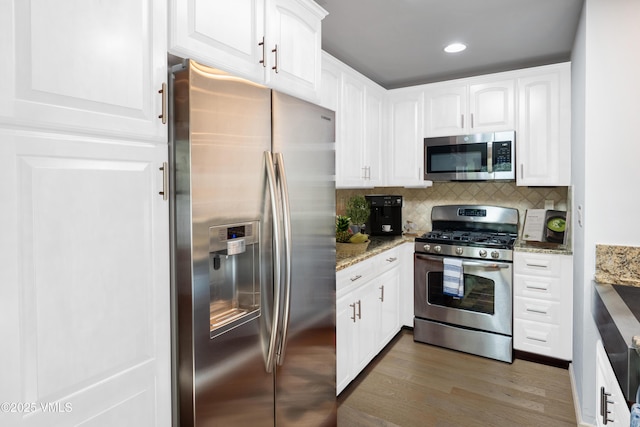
[[337, 330, 577, 427]]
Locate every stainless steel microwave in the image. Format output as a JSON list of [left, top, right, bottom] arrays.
[[424, 131, 515, 182]]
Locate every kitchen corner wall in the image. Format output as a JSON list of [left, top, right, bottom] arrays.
[[337, 182, 569, 234]]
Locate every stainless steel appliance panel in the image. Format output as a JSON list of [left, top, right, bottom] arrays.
[[414, 254, 513, 336], [271, 91, 337, 426], [172, 61, 275, 426]]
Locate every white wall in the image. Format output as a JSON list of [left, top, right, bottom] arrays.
[[572, 0, 640, 423]]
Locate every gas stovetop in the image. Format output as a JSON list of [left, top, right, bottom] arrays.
[[417, 230, 517, 249], [414, 205, 519, 261]]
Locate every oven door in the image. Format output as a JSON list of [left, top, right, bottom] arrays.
[[414, 253, 512, 336]]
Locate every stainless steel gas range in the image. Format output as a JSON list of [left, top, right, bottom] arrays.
[[413, 205, 518, 363]]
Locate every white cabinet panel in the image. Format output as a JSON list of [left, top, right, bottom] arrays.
[[169, 0, 326, 102], [387, 89, 429, 187], [513, 251, 572, 361], [169, 0, 264, 81], [424, 78, 514, 137], [0, 0, 167, 141], [516, 63, 571, 186], [0, 130, 170, 426], [596, 340, 631, 426]]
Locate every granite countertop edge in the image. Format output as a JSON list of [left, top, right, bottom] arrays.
[[336, 235, 415, 271], [514, 239, 573, 255]]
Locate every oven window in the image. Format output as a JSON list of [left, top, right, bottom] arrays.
[[426, 271, 495, 315]]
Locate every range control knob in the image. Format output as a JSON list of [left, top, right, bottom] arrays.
[[423, 244, 431, 252], [479, 249, 487, 258], [455, 247, 463, 255], [434, 245, 442, 254], [491, 250, 500, 259]]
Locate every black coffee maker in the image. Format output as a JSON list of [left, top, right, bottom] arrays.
[[365, 195, 403, 236]]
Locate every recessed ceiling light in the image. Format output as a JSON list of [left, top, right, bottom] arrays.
[[444, 43, 467, 53]]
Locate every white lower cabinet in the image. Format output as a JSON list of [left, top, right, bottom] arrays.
[[513, 251, 573, 360], [336, 246, 403, 395], [0, 129, 171, 426], [595, 340, 630, 426]]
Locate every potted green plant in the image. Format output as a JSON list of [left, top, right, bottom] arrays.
[[345, 195, 370, 233]]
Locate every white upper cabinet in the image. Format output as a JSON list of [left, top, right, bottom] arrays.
[[387, 88, 430, 187], [168, 0, 265, 82], [424, 78, 515, 137], [323, 53, 385, 189], [0, 0, 168, 142], [169, 0, 326, 102], [516, 63, 571, 186]]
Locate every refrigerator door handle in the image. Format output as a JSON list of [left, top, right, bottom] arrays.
[[264, 151, 282, 373], [275, 152, 292, 366]]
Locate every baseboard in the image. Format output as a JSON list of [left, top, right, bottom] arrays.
[[569, 363, 596, 427]]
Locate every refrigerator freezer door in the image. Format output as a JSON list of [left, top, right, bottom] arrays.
[[173, 61, 276, 426], [271, 91, 337, 425]]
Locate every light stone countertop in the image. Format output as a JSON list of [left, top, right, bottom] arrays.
[[595, 244, 640, 287], [336, 235, 415, 271], [513, 239, 573, 255]]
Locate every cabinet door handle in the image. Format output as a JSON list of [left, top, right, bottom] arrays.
[[158, 83, 167, 124], [520, 163, 524, 179], [349, 303, 357, 322], [460, 114, 464, 129], [470, 113, 474, 128], [350, 274, 362, 282], [357, 299, 361, 319], [259, 37, 266, 67], [272, 45, 279, 73], [159, 162, 168, 200], [600, 387, 615, 425], [379, 285, 384, 302]]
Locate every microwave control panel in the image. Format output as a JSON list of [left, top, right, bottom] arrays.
[[492, 141, 512, 172]]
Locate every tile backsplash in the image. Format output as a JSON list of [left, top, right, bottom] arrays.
[[337, 182, 569, 234]]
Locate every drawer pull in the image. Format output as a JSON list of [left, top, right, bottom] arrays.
[[526, 308, 548, 315], [526, 336, 548, 343], [526, 263, 549, 268], [350, 274, 363, 282], [526, 285, 548, 291], [385, 257, 398, 263]]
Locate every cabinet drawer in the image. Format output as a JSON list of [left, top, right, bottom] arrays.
[[514, 296, 561, 324], [337, 257, 375, 295], [376, 246, 401, 274], [514, 252, 562, 277], [514, 319, 570, 359], [513, 274, 562, 301]]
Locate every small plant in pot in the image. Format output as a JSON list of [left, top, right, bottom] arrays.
[[345, 195, 370, 234]]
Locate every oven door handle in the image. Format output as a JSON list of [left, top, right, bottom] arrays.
[[416, 254, 509, 269]]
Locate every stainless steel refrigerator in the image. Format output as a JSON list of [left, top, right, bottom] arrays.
[[169, 60, 336, 426]]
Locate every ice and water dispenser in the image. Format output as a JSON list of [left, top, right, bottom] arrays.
[[208, 221, 260, 338]]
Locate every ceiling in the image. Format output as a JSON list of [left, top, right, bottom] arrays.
[[318, 0, 584, 90]]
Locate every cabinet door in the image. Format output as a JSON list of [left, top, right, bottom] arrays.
[[265, 0, 326, 102], [353, 282, 380, 373], [469, 79, 515, 132], [364, 85, 385, 187], [168, 0, 265, 82], [399, 243, 415, 328], [336, 293, 356, 395], [517, 63, 571, 186], [0, 130, 171, 426], [387, 90, 428, 187], [0, 0, 167, 142], [596, 341, 630, 426], [337, 73, 367, 188], [424, 84, 467, 137], [377, 268, 400, 350], [319, 52, 341, 112]]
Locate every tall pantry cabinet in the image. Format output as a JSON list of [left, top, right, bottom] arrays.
[[0, 1, 171, 426]]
